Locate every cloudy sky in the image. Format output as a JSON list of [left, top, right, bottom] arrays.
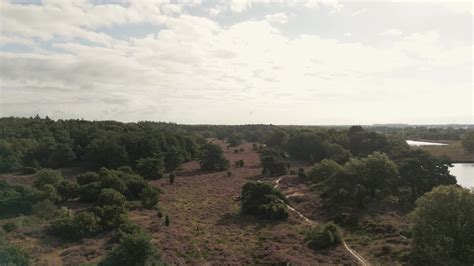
[[0, 0, 472, 125]]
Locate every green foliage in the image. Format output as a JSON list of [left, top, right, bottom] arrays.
[[57, 180, 80, 201], [164, 215, 170, 227], [297, 168, 306, 178], [0, 242, 30, 266], [41, 184, 62, 203], [264, 129, 289, 148], [20, 167, 37, 175], [50, 211, 102, 241], [32, 199, 56, 219], [136, 156, 165, 180], [409, 185, 474, 264], [94, 205, 129, 231], [169, 172, 175, 184], [199, 143, 229, 172], [140, 186, 160, 209], [462, 131, 474, 153], [0, 181, 43, 216], [2, 221, 20, 233], [240, 182, 288, 220], [260, 148, 289, 177], [227, 134, 243, 147], [33, 169, 63, 190], [100, 231, 163, 266], [304, 222, 342, 250], [97, 188, 126, 207], [164, 147, 184, 171], [398, 149, 456, 199], [306, 159, 342, 183]]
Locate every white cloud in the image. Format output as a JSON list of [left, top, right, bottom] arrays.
[[351, 8, 367, 16], [0, 1, 471, 124], [380, 29, 403, 37], [265, 13, 288, 24]]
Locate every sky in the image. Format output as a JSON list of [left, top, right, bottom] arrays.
[[0, 0, 472, 125]]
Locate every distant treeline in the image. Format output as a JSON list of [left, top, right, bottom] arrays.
[[0, 116, 205, 173]]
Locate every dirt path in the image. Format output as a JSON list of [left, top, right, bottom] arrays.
[[273, 176, 370, 266]]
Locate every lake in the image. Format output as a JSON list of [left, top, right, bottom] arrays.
[[450, 163, 474, 190], [406, 140, 447, 146]]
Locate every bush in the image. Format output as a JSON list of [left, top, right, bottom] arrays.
[[50, 212, 102, 241], [77, 172, 100, 186], [20, 167, 37, 175], [41, 184, 62, 203], [97, 188, 126, 207], [79, 181, 102, 203], [260, 148, 289, 177], [306, 159, 341, 183], [164, 215, 170, 227], [199, 144, 229, 172], [32, 199, 56, 219], [0, 242, 30, 266], [2, 221, 20, 233], [462, 131, 474, 153], [33, 169, 63, 190], [140, 186, 160, 209], [169, 172, 175, 185], [297, 168, 306, 178], [304, 222, 342, 250], [100, 231, 163, 266], [136, 156, 165, 180], [410, 185, 474, 264], [240, 182, 288, 220], [56, 180, 80, 201], [94, 205, 128, 231]]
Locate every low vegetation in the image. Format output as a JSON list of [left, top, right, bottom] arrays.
[[304, 222, 342, 250], [240, 182, 288, 220]]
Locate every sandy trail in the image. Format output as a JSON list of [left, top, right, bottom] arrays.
[[272, 176, 370, 266]]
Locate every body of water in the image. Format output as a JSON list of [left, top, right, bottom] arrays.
[[406, 140, 447, 146], [450, 163, 474, 190]]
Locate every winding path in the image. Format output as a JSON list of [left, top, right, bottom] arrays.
[[272, 177, 370, 266]]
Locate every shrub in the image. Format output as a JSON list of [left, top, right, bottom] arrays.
[[238, 160, 244, 168], [20, 167, 37, 175], [2, 221, 20, 233], [140, 186, 160, 209], [94, 205, 128, 231], [57, 180, 79, 201], [50, 211, 102, 241], [100, 231, 163, 266], [409, 185, 474, 264], [135, 156, 165, 180], [41, 184, 62, 203], [97, 188, 126, 207], [100, 173, 127, 194], [32, 199, 56, 219], [199, 144, 229, 172], [304, 222, 342, 250], [260, 148, 288, 177], [77, 172, 100, 186], [164, 215, 170, 227], [297, 168, 306, 178], [79, 181, 102, 203], [169, 172, 175, 185], [306, 159, 342, 183], [461, 131, 474, 153], [33, 169, 63, 190], [240, 182, 288, 220], [0, 242, 30, 266], [226, 171, 232, 177]]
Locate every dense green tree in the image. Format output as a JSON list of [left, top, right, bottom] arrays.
[[0, 242, 30, 266], [462, 131, 474, 153], [85, 134, 129, 169], [398, 149, 456, 199], [199, 143, 229, 171], [227, 134, 243, 147], [265, 130, 289, 148], [306, 159, 342, 183], [304, 222, 342, 250], [50, 211, 102, 241], [410, 185, 474, 264], [33, 169, 64, 190], [97, 188, 126, 207], [57, 180, 79, 201], [135, 155, 165, 180], [240, 182, 288, 220], [100, 231, 163, 266], [140, 186, 160, 209], [260, 148, 289, 177], [163, 147, 184, 172]]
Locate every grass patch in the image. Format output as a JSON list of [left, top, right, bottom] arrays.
[[416, 141, 474, 163]]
